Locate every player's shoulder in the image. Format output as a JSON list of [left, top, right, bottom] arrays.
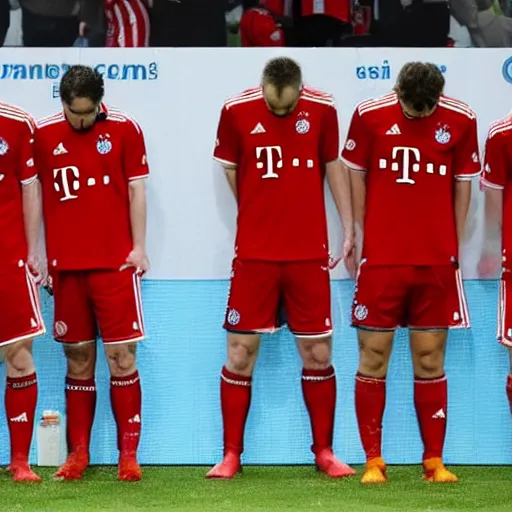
[[437, 95, 476, 121], [0, 101, 35, 130], [301, 86, 335, 109], [486, 112, 512, 141], [223, 87, 264, 113], [36, 111, 66, 132], [355, 92, 398, 118], [105, 105, 143, 133]]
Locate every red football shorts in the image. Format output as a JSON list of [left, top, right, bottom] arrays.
[[0, 264, 45, 346], [224, 259, 332, 337], [352, 263, 469, 330], [52, 268, 145, 344], [498, 272, 512, 347]]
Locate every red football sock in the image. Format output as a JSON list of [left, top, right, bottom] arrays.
[[221, 366, 252, 456], [414, 375, 447, 461], [301, 366, 336, 454], [6, 373, 38, 462], [355, 373, 386, 461], [110, 371, 141, 455], [66, 376, 97, 454], [506, 375, 512, 415]]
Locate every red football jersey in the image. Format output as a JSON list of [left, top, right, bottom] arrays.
[[0, 102, 37, 268], [240, 8, 285, 47], [481, 114, 512, 270], [214, 86, 339, 261], [35, 105, 149, 271], [341, 93, 481, 266]]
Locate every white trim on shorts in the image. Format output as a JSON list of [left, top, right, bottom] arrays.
[[101, 271, 145, 344], [452, 267, 470, 329], [291, 330, 333, 339], [0, 266, 46, 346]]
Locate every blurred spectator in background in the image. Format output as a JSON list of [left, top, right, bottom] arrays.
[[294, 0, 352, 46], [450, 0, 512, 46], [78, 0, 150, 48], [105, 0, 150, 47], [240, 0, 285, 46], [0, 0, 10, 46], [79, 1, 106, 47], [19, 0, 85, 47], [151, 0, 228, 46], [373, 0, 451, 47]]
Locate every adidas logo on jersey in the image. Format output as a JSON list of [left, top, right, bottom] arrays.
[[53, 142, 68, 155], [385, 124, 401, 135], [250, 123, 266, 134], [10, 412, 28, 423]]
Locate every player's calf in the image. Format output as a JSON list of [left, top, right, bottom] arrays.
[[4, 340, 39, 478], [106, 344, 142, 463]]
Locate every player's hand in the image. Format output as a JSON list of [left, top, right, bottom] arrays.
[[342, 233, 356, 278], [478, 252, 501, 279], [27, 253, 45, 285], [124, 246, 150, 275], [78, 21, 87, 37]]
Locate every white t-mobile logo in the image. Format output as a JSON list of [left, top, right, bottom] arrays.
[[256, 146, 283, 179], [379, 146, 447, 185], [53, 166, 80, 201]]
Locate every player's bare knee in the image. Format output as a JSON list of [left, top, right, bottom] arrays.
[[4, 340, 34, 376], [105, 343, 137, 377], [227, 334, 259, 375], [357, 331, 393, 377], [413, 348, 445, 378], [63, 343, 96, 379], [358, 342, 390, 376], [298, 337, 332, 369]]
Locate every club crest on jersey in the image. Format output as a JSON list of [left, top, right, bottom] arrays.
[[0, 137, 9, 156], [96, 134, 112, 154], [434, 125, 451, 144], [295, 119, 310, 134]]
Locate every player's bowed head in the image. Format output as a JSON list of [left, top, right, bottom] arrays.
[[394, 62, 445, 119], [60, 65, 106, 132], [261, 56, 303, 117]]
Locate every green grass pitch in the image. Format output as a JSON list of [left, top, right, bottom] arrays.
[[1, 465, 512, 511]]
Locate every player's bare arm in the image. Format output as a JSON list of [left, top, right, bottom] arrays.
[[326, 159, 355, 275], [454, 180, 472, 251], [347, 167, 366, 267], [127, 179, 149, 273], [479, 186, 503, 278], [22, 178, 43, 280], [224, 166, 237, 200]]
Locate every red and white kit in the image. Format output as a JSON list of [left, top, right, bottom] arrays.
[[214, 86, 339, 337], [0, 102, 45, 346], [342, 93, 480, 330], [240, 8, 285, 47], [105, 0, 150, 47], [35, 104, 149, 343], [481, 114, 512, 346]]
